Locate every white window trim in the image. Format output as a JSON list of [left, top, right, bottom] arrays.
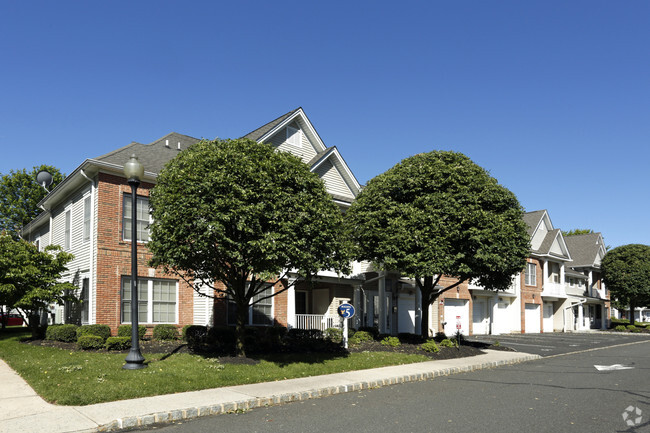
[[525, 262, 537, 286], [286, 125, 302, 148], [122, 193, 152, 243], [122, 277, 179, 325], [64, 208, 72, 251], [83, 195, 92, 243]]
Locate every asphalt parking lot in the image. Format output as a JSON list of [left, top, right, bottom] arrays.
[[467, 330, 650, 356]]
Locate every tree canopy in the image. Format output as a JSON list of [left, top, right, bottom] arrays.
[[0, 165, 64, 238], [0, 234, 74, 336], [562, 229, 594, 236], [148, 138, 351, 355], [601, 244, 650, 325], [346, 150, 530, 336]]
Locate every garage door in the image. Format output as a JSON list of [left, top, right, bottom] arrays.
[[525, 303, 541, 333], [472, 298, 489, 335], [444, 299, 469, 336], [543, 303, 554, 332]]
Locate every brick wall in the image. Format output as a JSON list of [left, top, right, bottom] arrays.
[[95, 173, 194, 335], [520, 257, 543, 332]]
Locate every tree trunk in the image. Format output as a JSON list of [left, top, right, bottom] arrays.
[[235, 298, 248, 357], [419, 276, 434, 337], [629, 302, 636, 327]]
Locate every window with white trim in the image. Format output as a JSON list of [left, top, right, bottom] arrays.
[[525, 262, 537, 286], [83, 196, 91, 242], [121, 277, 177, 324], [81, 278, 90, 324], [123, 194, 150, 242], [227, 284, 274, 326], [64, 209, 71, 250], [285, 125, 301, 147]]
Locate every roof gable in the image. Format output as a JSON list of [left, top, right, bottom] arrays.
[[564, 233, 606, 268]]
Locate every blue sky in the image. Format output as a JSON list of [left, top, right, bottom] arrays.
[[1, 1, 648, 249]]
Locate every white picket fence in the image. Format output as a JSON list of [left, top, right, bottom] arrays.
[[294, 314, 341, 331]]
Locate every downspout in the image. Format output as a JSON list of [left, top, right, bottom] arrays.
[[563, 298, 587, 332]]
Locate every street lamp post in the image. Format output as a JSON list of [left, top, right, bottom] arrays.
[[123, 155, 147, 370]]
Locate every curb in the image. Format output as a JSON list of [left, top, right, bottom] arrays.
[[95, 353, 541, 432]]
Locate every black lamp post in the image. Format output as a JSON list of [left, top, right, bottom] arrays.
[[123, 154, 147, 370]]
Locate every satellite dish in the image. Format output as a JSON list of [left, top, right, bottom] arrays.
[[36, 170, 53, 190]]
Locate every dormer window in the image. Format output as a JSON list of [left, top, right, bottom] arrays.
[[286, 126, 301, 147]]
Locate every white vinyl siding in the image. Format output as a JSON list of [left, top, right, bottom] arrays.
[[285, 125, 301, 147], [122, 277, 178, 324], [123, 194, 150, 242], [270, 122, 318, 164], [312, 159, 354, 198]]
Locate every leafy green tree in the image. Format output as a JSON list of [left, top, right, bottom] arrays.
[[346, 151, 530, 336], [0, 235, 75, 337], [148, 139, 351, 356], [562, 229, 594, 236], [601, 244, 650, 325], [0, 165, 64, 238]]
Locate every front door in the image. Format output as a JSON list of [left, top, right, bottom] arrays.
[[472, 298, 489, 335]]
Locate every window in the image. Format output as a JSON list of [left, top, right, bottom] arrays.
[[548, 262, 560, 283], [81, 278, 89, 324], [227, 284, 274, 326], [65, 209, 71, 250], [34, 239, 40, 251], [286, 125, 301, 147], [123, 194, 150, 242], [83, 196, 91, 242], [525, 263, 537, 286], [121, 277, 177, 324]]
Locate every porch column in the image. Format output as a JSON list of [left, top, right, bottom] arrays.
[[353, 285, 361, 329], [559, 264, 565, 290], [543, 260, 549, 291], [578, 304, 584, 330], [587, 271, 593, 296], [286, 277, 296, 329], [601, 304, 606, 330], [414, 284, 422, 335], [378, 271, 386, 334]]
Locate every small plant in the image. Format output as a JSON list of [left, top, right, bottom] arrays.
[[324, 327, 343, 344], [118, 324, 147, 339], [614, 325, 627, 332], [105, 336, 131, 350], [420, 339, 440, 353], [45, 324, 79, 342], [77, 324, 111, 342], [380, 336, 401, 347], [439, 338, 456, 348], [153, 324, 179, 341], [77, 335, 105, 350], [627, 325, 637, 331], [349, 330, 373, 345], [492, 340, 500, 347]]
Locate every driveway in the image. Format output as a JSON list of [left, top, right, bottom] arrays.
[[467, 331, 650, 356]]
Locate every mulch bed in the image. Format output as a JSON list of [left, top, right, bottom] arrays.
[[24, 337, 510, 364]]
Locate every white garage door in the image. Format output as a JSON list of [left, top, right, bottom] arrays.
[[525, 303, 541, 333], [472, 298, 489, 335], [444, 299, 469, 336], [543, 303, 554, 333]]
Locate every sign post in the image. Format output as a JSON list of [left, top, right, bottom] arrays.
[[337, 303, 356, 349]]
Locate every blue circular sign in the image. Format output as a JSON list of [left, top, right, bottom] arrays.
[[337, 303, 355, 319]]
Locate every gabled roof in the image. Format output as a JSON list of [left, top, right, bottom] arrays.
[[564, 233, 606, 268], [523, 210, 548, 237], [524, 210, 572, 261], [242, 108, 302, 142]]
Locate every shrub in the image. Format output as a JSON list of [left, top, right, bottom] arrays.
[[77, 325, 111, 342], [324, 327, 343, 344], [434, 332, 447, 342], [614, 325, 627, 332], [439, 338, 456, 348], [77, 335, 105, 350], [185, 325, 209, 352], [286, 328, 324, 341], [627, 325, 637, 331], [380, 336, 401, 347], [398, 333, 425, 345], [153, 324, 179, 341], [105, 336, 131, 350], [358, 326, 379, 339], [45, 324, 79, 342], [420, 339, 440, 353], [118, 325, 147, 340], [182, 324, 193, 341], [349, 330, 373, 345]]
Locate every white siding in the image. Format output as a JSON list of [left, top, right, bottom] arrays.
[[269, 122, 318, 164], [312, 159, 354, 199], [193, 284, 213, 326]]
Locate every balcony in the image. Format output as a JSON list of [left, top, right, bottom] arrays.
[[294, 314, 342, 331], [542, 282, 566, 298]]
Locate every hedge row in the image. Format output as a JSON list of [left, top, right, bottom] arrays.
[[45, 323, 179, 343]]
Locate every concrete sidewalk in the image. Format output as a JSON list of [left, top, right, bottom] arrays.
[[0, 350, 540, 433]]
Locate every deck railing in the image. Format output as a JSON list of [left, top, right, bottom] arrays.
[[294, 314, 342, 331]]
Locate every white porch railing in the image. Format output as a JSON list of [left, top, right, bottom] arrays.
[[294, 314, 342, 331], [542, 282, 565, 297]]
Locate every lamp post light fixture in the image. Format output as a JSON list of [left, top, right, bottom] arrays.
[[123, 154, 147, 370]]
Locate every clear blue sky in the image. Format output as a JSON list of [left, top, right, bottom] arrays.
[[1, 1, 648, 249]]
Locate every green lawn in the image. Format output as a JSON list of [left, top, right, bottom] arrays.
[[0, 328, 428, 406]]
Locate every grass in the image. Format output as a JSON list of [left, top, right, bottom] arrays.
[[0, 328, 428, 406]]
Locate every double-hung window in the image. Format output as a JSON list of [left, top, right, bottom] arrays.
[[83, 196, 91, 242], [123, 194, 150, 242], [525, 262, 537, 286], [227, 284, 274, 326], [64, 209, 72, 250], [121, 277, 177, 324]]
